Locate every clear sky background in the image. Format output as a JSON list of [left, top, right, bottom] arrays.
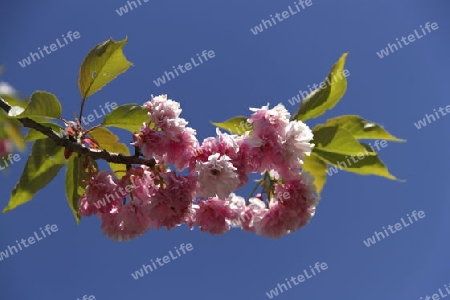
[[1, 1, 449, 299]]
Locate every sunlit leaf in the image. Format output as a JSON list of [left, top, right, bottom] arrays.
[[88, 127, 130, 178], [102, 104, 148, 132], [78, 37, 133, 99], [302, 153, 328, 195], [65, 155, 96, 224], [292, 53, 349, 121], [312, 124, 375, 156], [324, 115, 405, 142], [11, 91, 62, 119], [3, 139, 66, 212], [313, 144, 400, 180], [211, 116, 252, 135]]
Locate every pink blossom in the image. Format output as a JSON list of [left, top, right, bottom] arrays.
[[243, 104, 291, 173], [138, 94, 198, 171], [161, 126, 198, 171], [255, 173, 319, 238], [100, 201, 156, 242], [132, 124, 163, 159], [78, 194, 98, 217], [249, 103, 290, 134], [194, 129, 249, 187], [196, 153, 240, 199], [237, 134, 265, 173], [277, 121, 314, 179], [145, 172, 197, 230], [189, 137, 217, 173], [82, 97, 322, 240], [144, 94, 182, 128], [193, 198, 234, 234], [254, 202, 296, 239], [216, 130, 249, 188], [239, 198, 268, 232], [121, 165, 158, 202], [84, 171, 125, 213], [184, 206, 197, 230], [133, 122, 198, 172], [228, 195, 267, 232]]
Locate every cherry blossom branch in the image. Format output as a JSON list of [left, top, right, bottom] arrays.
[[0, 97, 156, 167]]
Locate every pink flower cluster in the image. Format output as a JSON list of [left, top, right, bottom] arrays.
[[78, 95, 319, 241]]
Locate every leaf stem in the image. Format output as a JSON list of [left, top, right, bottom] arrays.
[[79, 97, 86, 124], [248, 178, 263, 202]]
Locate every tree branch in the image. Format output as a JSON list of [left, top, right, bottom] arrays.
[[0, 97, 155, 167]]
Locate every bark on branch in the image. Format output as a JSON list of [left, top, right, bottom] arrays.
[[0, 97, 155, 167]]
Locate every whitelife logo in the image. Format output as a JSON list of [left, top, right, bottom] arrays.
[[363, 210, 425, 247], [287, 69, 350, 107], [250, 0, 313, 35], [420, 282, 450, 300], [115, 0, 149, 16], [265, 262, 328, 298], [0, 224, 59, 262], [77, 295, 95, 300], [326, 140, 388, 176], [80, 102, 118, 127], [376, 22, 439, 59], [152, 50, 215, 87], [0, 153, 21, 171], [131, 243, 194, 280], [413, 105, 450, 130], [18, 31, 81, 68]]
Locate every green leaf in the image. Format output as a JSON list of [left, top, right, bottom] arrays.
[[211, 116, 253, 135], [4, 121, 25, 151], [0, 96, 28, 115], [324, 115, 405, 142], [1, 96, 18, 107], [10, 91, 62, 119], [78, 37, 133, 99], [88, 127, 130, 177], [312, 125, 376, 156], [292, 53, 349, 121], [102, 104, 148, 132], [302, 153, 328, 195], [3, 139, 66, 213], [25, 123, 64, 142], [313, 145, 399, 180], [89, 127, 130, 154], [65, 155, 95, 224]]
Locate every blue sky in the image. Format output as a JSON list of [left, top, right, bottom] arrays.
[[1, 0, 450, 299]]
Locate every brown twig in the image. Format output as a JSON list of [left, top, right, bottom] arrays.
[[0, 96, 155, 167]]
